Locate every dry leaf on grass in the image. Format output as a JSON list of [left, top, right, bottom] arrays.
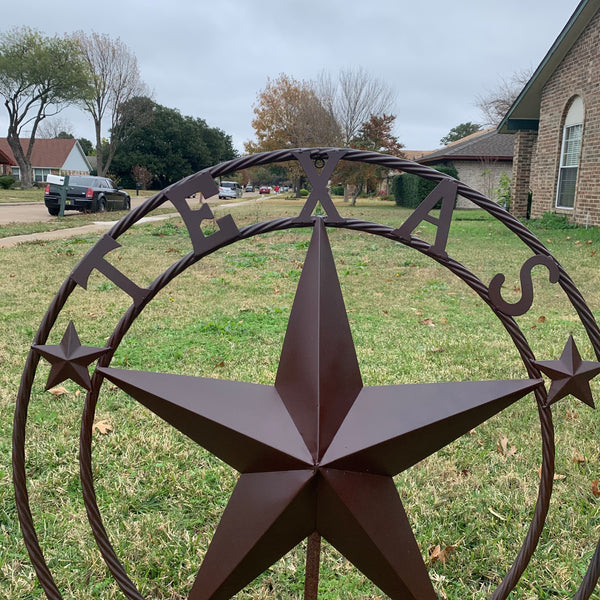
[[592, 480, 600, 497], [48, 386, 68, 396], [537, 315, 546, 323], [420, 318, 435, 327], [93, 420, 113, 435], [428, 544, 456, 565], [497, 434, 517, 457], [572, 451, 586, 464]]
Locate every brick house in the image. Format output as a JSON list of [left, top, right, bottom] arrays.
[[418, 129, 514, 208], [499, 0, 600, 225], [0, 138, 91, 184]]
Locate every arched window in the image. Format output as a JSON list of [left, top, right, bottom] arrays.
[[556, 96, 584, 209]]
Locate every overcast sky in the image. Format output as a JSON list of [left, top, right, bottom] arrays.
[[1, 0, 583, 153]]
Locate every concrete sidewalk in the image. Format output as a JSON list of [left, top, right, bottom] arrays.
[[0, 213, 179, 248]]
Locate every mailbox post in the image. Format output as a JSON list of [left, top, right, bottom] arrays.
[[46, 174, 70, 217]]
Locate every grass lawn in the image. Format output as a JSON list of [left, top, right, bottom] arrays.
[[2, 196, 600, 599]]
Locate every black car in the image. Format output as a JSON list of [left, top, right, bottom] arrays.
[[44, 175, 131, 216]]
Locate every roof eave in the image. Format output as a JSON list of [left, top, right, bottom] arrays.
[[498, 0, 597, 134]]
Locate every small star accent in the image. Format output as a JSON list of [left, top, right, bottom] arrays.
[[99, 219, 541, 600], [534, 335, 600, 408], [32, 321, 109, 391]]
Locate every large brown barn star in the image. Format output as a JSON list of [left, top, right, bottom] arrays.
[[99, 219, 541, 600]]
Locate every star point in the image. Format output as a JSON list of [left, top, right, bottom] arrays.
[[534, 335, 600, 408], [32, 321, 109, 391]]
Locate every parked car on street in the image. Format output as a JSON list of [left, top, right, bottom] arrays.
[[218, 181, 243, 199], [245, 184, 253, 193], [259, 186, 271, 194], [44, 175, 130, 216]]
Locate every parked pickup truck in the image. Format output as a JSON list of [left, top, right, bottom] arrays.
[[44, 175, 131, 216]]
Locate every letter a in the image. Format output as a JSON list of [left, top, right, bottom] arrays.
[[392, 179, 458, 258]]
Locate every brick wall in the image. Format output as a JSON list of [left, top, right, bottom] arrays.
[[529, 8, 600, 225], [510, 130, 537, 218], [454, 160, 512, 208]]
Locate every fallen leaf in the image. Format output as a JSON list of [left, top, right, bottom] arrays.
[[428, 544, 456, 565], [9, 273, 16, 278], [592, 480, 600, 497], [428, 347, 444, 353], [537, 315, 546, 323], [215, 360, 225, 368], [440, 317, 447, 325], [420, 318, 435, 327], [497, 434, 517, 457], [513, 285, 521, 294], [566, 236, 571, 240], [93, 420, 112, 435], [592, 251, 597, 256], [586, 240, 593, 245], [572, 451, 586, 464], [546, 238, 552, 243], [48, 386, 68, 396], [566, 409, 578, 420], [75, 389, 81, 398]]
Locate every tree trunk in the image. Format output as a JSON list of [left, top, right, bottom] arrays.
[[350, 182, 362, 206], [343, 183, 350, 203], [6, 134, 33, 188], [95, 120, 104, 176]]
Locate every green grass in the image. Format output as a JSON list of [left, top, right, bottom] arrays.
[[2, 197, 600, 599]]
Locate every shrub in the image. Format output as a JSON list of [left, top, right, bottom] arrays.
[[392, 164, 459, 208], [300, 189, 309, 197], [0, 175, 15, 190], [530, 211, 578, 230], [330, 184, 344, 196]]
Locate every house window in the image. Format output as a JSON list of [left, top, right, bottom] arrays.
[[556, 97, 584, 209], [11, 167, 20, 180], [33, 168, 52, 182]]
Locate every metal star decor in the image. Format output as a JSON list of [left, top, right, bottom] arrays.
[[534, 335, 600, 408], [98, 219, 541, 600], [32, 320, 110, 391]]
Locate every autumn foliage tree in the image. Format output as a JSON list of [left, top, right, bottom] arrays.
[[246, 74, 340, 153], [335, 113, 404, 205], [245, 74, 341, 193]]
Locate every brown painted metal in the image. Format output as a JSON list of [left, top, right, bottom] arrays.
[[488, 255, 561, 316], [534, 335, 600, 408], [32, 320, 109, 391], [12, 147, 600, 600], [100, 218, 540, 599]]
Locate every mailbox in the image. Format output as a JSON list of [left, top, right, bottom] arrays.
[[46, 174, 66, 186]]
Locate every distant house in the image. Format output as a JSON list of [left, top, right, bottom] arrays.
[[0, 147, 12, 177], [0, 138, 91, 184], [499, 0, 600, 225], [417, 129, 514, 208]]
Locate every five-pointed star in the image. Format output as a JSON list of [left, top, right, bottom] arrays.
[[534, 335, 600, 408], [99, 219, 541, 600], [33, 321, 110, 391]]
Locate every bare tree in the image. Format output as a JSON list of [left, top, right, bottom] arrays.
[[476, 69, 533, 126], [37, 116, 74, 139], [74, 32, 148, 176], [316, 67, 396, 145]]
